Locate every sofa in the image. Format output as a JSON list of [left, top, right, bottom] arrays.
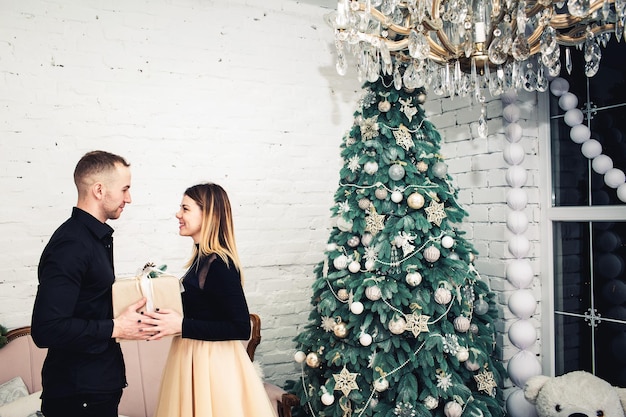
[[0, 314, 298, 417]]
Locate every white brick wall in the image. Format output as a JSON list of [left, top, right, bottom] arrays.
[[1, 0, 543, 387]]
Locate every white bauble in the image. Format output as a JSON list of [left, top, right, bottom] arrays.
[[333, 255, 349, 270], [507, 188, 528, 210], [321, 392, 335, 406], [365, 259, 376, 271], [347, 236, 360, 247], [337, 217, 354, 232], [456, 347, 470, 362], [558, 92, 578, 110], [581, 139, 602, 159], [474, 298, 489, 315], [564, 108, 584, 127], [373, 378, 389, 392], [508, 290, 537, 319], [508, 235, 531, 258], [454, 316, 471, 332], [506, 165, 528, 187], [423, 245, 441, 262], [441, 235, 455, 249], [503, 142, 526, 165], [549, 77, 569, 96], [592, 154, 613, 174], [503, 104, 521, 123], [359, 333, 373, 346], [358, 198, 371, 210], [507, 211, 529, 234], [508, 319, 537, 349], [434, 287, 452, 304], [618, 183, 626, 203], [424, 396, 439, 410], [389, 164, 406, 181], [365, 285, 382, 301], [506, 259, 534, 288], [444, 401, 463, 417], [470, 323, 479, 334], [388, 317, 406, 334], [605, 168, 626, 189], [507, 349, 542, 388], [570, 124, 591, 143], [350, 301, 364, 314], [432, 161, 448, 178], [294, 351, 306, 363], [391, 190, 403, 203], [375, 188, 388, 200], [506, 388, 539, 417], [364, 161, 379, 175], [449, 252, 460, 260], [361, 233, 373, 246], [326, 243, 337, 252], [337, 289, 349, 301], [348, 261, 361, 273], [505, 123, 523, 143], [465, 360, 480, 371], [406, 271, 422, 286]]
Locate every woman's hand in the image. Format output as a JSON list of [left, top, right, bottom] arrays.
[[142, 308, 183, 340]]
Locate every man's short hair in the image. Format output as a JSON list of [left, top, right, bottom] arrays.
[[73, 150, 130, 190]]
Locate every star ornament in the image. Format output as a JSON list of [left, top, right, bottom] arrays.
[[393, 124, 414, 151], [404, 313, 430, 337], [365, 207, 386, 235], [425, 200, 447, 226], [474, 370, 497, 397], [333, 367, 360, 397]]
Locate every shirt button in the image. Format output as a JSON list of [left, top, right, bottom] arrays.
[[83, 403, 88, 408]]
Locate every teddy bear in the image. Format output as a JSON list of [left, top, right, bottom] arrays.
[[523, 371, 626, 417]]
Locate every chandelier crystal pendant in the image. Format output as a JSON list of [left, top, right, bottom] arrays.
[[327, 0, 623, 99]]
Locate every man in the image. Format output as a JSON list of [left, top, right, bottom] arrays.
[[32, 150, 150, 417]]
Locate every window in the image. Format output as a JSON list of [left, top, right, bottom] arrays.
[[548, 39, 626, 386]]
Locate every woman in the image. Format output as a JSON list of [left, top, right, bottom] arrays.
[[144, 183, 276, 417]]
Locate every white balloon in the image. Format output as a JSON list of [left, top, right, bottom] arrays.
[[503, 104, 521, 123], [592, 154, 613, 174], [558, 92, 578, 110], [506, 259, 534, 288], [604, 168, 626, 189], [508, 319, 537, 349], [581, 139, 602, 159], [509, 235, 531, 258], [505, 123, 523, 143], [564, 108, 584, 127], [507, 350, 542, 388], [507, 211, 529, 234], [549, 77, 569, 97], [570, 124, 591, 144], [501, 89, 519, 104], [508, 290, 537, 319], [506, 165, 528, 188], [618, 183, 626, 203], [503, 143, 526, 165], [507, 188, 528, 210], [506, 388, 539, 417]]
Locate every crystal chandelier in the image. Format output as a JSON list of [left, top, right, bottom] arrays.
[[328, 0, 623, 100]]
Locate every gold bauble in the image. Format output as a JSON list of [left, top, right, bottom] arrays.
[[337, 289, 349, 301], [374, 188, 388, 200], [333, 322, 349, 338], [378, 100, 391, 112], [416, 161, 428, 172], [305, 352, 321, 368], [407, 192, 425, 209]]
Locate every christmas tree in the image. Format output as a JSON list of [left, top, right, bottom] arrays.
[[287, 76, 506, 417]]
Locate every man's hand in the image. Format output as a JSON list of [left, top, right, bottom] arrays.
[[112, 298, 155, 340]]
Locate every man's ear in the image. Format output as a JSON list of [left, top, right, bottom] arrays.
[[92, 182, 104, 200]]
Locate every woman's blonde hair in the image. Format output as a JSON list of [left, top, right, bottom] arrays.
[[183, 183, 243, 282]]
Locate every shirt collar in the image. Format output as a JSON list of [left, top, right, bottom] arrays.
[[71, 207, 114, 240]]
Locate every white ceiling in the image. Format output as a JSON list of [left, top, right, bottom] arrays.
[[296, 0, 337, 9]]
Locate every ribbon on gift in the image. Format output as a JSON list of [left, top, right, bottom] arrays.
[[138, 263, 167, 313]]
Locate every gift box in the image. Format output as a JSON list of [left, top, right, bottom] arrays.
[[112, 264, 183, 319]]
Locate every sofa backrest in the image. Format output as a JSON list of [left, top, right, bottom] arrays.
[[0, 327, 46, 394]]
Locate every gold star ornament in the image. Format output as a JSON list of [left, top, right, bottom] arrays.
[[333, 367, 360, 397], [404, 313, 430, 337], [365, 207, 386, 235], [474, 369, 497, 397], [425, 200, 447, 226]]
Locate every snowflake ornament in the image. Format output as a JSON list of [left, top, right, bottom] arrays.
[[404, 313, 430, 337], [425, 200, 447, 226], [359, 115, 380, 140], [474, 370, 498, 397], [436, 371, 453, 392], [359, 89, 377, 109], [347, 155, 360, 173], [337, 200, 351, 213], [442, 333, 461, 355], [321, 316, 337, 332], [394, 402, 417, 417], [333, 367, 360, 397], [393, 124, 415, 151]]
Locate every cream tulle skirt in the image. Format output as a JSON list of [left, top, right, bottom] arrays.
[[154, 336, 277, 417]]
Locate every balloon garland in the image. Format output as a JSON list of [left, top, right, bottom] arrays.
[[549, 77, 626, 202], [501, 90, 542, 417]]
